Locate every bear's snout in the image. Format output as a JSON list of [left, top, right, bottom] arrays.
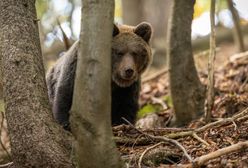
[[124, 68, 134, 79], [119, 54, 137, 80], [119, 66, 137, 81]]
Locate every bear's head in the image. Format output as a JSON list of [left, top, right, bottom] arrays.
[[112, 22, 152, 87]]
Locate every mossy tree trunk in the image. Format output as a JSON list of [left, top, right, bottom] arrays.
[[70, 0, 122, 167], [167, 0, 206, 126], [0, 0, 72, 167]]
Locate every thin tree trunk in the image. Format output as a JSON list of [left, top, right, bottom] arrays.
[[227, 0, 245, 52], [167, 0, 206, 126], [70, 0, 122, 167], [206, 0, 216, 122], [0, 1, 72, 167]]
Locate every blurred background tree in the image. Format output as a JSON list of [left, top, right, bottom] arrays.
[[35, 0, 248, 71]]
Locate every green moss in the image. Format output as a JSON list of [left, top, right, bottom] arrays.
[[137, 104, 161, 119]]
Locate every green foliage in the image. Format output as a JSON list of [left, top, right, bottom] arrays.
[[217, 0, 229, 10], [138, 95, 173, 119], [194, 0, 228, 18], [36, 0, 48, 19]]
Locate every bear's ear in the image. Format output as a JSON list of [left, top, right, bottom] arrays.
[[134, 22, 152, 43], [113, 24, 119, 37]]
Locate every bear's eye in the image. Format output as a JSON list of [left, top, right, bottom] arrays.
[[131, 51, 138, 56]]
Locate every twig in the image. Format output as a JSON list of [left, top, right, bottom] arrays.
[[129, 135, 144, 166], [142, 68, 168, 83], [138, 142, 164, 168], [192, 133, 210, 146], [206, 0, 216, 122], [57, 19, 71, 50], [122, 118, 193, 163], [239, 76, 248, 93], [193, 141, 248, 166]]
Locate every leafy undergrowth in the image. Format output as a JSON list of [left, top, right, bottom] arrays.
[[114, 52, 248, 167]]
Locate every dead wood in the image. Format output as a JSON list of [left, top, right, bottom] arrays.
[[184, 141, 248, 167]]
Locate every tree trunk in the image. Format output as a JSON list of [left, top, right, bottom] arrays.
[[121, 0, 143, 25], [142, 0, 171, 44], [227, 0, 245, 52], [0, 1, 72, 167], [70, 0, 122, 168], [167, 0, 206, 126], [206, 0, 216, 122]]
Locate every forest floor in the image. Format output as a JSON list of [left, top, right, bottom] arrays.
[[0, 44, 247, 167], [114, 43, 248, 168]]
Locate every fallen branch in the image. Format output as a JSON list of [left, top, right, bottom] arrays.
[[229, 51, 248, 62], [167, 107, 248, 139], [122, 149, 180, 165], [187, 141, 248, 167], [114, 136, 152, 146]]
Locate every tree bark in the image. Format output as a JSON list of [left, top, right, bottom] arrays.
[[206, 0, 216, 122], [70, 0, 122, 167], [0, 0, 72, 167], [167, 0, 206, 126], [121, 0, 143, 26]]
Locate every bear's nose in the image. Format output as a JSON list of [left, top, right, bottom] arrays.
[[125, 68, 134, 78]]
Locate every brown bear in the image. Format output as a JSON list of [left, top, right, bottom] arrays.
[[46, 22, 152, 130]]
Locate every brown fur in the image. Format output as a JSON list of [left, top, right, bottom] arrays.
[[46, 22, 153, 129], [112, 23, 152, 87]]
